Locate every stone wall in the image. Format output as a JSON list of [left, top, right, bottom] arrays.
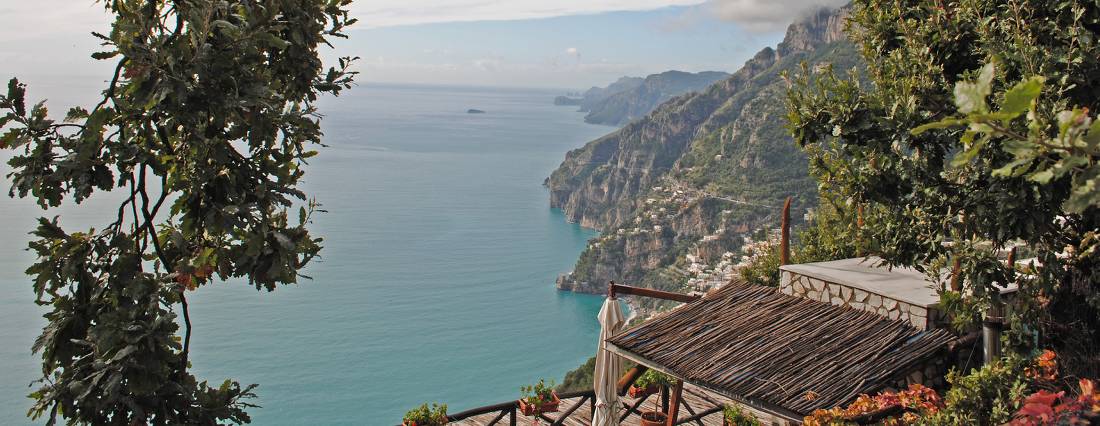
[[779, 271, 939, 330]]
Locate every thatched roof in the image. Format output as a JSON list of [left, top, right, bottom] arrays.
[[606, 282, 956, 417]]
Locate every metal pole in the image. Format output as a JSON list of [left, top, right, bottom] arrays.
[[983, 299, 1003, 365]]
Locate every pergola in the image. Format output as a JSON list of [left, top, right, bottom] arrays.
[[605, 281, 957, 424]]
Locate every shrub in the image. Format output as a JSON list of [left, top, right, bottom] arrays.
[[403, 403, 447, 426]]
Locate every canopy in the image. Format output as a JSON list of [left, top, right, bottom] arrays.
[[593, 296, 625, 426]]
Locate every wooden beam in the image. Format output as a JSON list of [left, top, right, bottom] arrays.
[[666, 380, 684, 426], [780, 197, 792, 266], [618, 365, 649, 396], [610, 282, 701, 304], [950, 258, 962, 292]]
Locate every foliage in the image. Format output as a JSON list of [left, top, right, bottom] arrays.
[[520, 379, 557, 410], [803, 384, 943, 426], [803, 350, 1098, 425], [919, 357, 1032, 425], [739, 236, 783, 286], [723, 404, 762, 426], [786, 0, 1100, 377], [1009, 379, 1100, 425], [558, 357, 597, 393], [0, 0, 357, 423], [403, 403, 447, 426], [739, 195, 858, 286], [633, 370, 673, 389]]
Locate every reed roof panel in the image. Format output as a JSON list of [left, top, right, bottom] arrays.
[[607, 282, 956, 415]]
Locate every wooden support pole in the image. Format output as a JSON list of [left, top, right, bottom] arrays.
[[661, 385, 669, 414], [665, 380, 684, 426], [780, 197, 792, 266], [856, 203, 864, 257]]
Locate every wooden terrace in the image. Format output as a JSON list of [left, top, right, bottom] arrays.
[[446, 382, 765, 425]]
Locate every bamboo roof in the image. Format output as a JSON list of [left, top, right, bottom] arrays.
[[606, 281, 957, 417]]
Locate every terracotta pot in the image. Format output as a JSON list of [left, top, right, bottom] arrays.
[[629, 384, 659, 398], [517, 392, 561, 416], [640, 410, 668, 426]]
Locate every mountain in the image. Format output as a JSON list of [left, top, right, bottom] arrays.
[[578, 76, 644, 112], [582, 70, 730, 126], [546, 7, 859, 299]]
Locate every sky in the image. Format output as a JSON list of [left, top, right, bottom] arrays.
[[0, 0, 845, 101]]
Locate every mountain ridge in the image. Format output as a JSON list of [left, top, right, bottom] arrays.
[[546, 7, 858, 297]]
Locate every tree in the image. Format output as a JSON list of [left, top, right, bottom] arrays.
[[786, 0, 1100, 378], [0, 1, 357, 423]]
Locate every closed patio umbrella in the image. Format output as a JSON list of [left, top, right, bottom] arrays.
[[593, 293, 625, 426]]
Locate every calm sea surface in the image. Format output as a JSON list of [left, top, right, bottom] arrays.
[[0, 84, 614, 424]]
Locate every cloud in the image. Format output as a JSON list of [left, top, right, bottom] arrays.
[[354, 0, 706, 28], [702, 0, 847, 32], [565, 47, 580, 58]]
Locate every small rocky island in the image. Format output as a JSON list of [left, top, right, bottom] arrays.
[[466, 109, 486, 114]]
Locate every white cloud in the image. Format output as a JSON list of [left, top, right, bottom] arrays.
[[703, 0, 847, 32], [565, 47, 580, 58], [355, 1, 706, 28]]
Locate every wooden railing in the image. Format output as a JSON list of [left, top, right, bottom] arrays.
[[440, 389, 596, 426], [433, 386, 722, 425]]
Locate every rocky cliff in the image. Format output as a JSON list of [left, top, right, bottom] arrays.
[[548, 7, 859, 296]]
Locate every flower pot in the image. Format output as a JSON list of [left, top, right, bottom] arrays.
[[640, 410, 668, 426], [517, 392, 561, 416], [629, 384, 659, 398], [403, 420, 446, 426]]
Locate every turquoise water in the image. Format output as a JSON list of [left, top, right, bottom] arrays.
[[0, 83, 614, 424]]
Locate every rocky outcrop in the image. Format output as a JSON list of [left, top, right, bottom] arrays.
[[549, 6, 860, 295]]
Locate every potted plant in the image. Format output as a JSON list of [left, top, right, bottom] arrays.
[[518, 379, 560, 416], [640, 398, 668, 426], [723, 404, 761, 426], [630, 370, 673, 398], [403, 403, 448, 426]]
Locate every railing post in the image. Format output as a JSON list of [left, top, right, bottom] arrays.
[[666, 380, 684, 426], [780, 197, 791, 266], [509, 405, 516, 426]]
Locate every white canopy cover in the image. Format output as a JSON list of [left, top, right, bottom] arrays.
[[593, 297, 625, 426]]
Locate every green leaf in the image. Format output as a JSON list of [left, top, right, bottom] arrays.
[[999, 77, 1044, 116], [950, 138, 988, 167], [91, 51, 119, 60], [1028, 168, 1054, 184], [1084, 115, 1100, 150], [912, 118, 966, 135], [954, 62, 995, 114]]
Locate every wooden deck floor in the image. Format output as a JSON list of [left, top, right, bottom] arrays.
[[448, 383, 783, 426]]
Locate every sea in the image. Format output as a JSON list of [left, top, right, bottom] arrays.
[[0, 83, 616, 425]]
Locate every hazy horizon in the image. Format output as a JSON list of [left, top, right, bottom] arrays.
[[0, 0, 845, 103]]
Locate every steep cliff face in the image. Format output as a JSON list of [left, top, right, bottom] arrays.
[[549, 7, 860, 295]]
